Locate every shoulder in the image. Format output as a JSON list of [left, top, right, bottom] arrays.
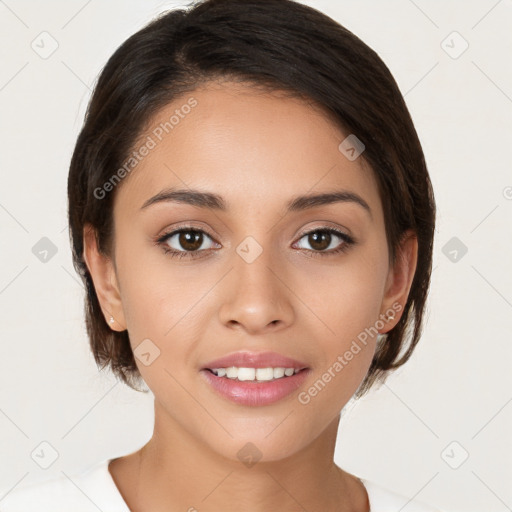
[[360, 477, 444, 511], [0, 459, 130, 512]]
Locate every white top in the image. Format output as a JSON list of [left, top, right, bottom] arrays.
[[0, 458, 443, 511]]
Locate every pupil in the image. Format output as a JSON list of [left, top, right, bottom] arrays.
[[310, 231, 330, 251], [180, 230, 202, 251]]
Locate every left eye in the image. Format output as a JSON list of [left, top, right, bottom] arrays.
[[294, 228, 353, 253]]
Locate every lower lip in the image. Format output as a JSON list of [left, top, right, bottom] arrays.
[[200, 369, 311, 406]]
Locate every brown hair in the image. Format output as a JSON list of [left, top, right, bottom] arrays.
[[67, 0, 436, 398]]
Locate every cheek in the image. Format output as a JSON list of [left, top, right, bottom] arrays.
[[114, 245, 214, 382], [295, 282, 380, 418], [297, 247, 388, 338], [116, 228, 387, 391], [294, 251, 387, 400], [115, 240, 201, 334]]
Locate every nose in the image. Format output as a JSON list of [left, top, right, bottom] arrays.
[[218, 245, 295, 335]]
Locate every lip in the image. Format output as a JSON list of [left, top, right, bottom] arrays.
[[200, 367, 312, 406], [199, 351, 311, 407], [201, 351, 309, 370]]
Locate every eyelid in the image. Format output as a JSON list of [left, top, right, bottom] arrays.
[[292, 226, 355, 250], [295, 221, 353, 240], [156, 222, 352, 244], [155, 222, 356, 258], [156, 221, 219, 241]]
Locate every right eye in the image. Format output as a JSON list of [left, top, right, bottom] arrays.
[[156, 228, 220, 259]]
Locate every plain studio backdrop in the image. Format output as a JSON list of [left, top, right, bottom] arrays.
[[0, 1, 511, 511]]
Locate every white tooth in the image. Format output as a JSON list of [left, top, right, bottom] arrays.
[[273, 367, 285, 378], [237, 367, 256, 381], [256, 368, 274, 381], [213, 366, 300, 380], [226, 366, 238, 379]]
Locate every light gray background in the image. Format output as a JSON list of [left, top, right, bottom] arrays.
[[0, 1, 511, 511]]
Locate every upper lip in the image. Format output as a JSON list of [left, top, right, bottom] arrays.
[[201, 351, 309, 370]]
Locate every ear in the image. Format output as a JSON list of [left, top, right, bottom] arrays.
[[378, 229, 418, 333], [82, 223, 126, 331]]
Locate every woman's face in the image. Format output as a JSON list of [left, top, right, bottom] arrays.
[[88, 81, 415, 462]]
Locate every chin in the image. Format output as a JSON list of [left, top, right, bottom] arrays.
[[204, 426, 315, 466]]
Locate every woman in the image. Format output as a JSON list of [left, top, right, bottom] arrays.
[[1, 0, 440, 510]]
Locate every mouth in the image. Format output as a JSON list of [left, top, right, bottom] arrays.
[[199, 350, 311, 406], [202, 366, 308, 382], [201, 350, 309, 374]]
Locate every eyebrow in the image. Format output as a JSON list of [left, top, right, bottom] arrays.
[[140, 187, 372, 218]]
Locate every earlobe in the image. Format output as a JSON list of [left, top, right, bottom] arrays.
[[82, 223, 126, 331], [379, 230, 418, 333]]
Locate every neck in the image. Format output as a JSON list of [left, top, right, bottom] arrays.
[[120, 400, 369, 512]]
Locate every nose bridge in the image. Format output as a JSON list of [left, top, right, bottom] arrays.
[[237, 236, 279, 295], [218, 234, 294, 331], [235, 234, 283, 303]]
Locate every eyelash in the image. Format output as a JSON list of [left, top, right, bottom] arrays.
[[155, 226, 355, 260]]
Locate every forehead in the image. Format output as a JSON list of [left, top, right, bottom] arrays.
[[113, 81, 380, 218]]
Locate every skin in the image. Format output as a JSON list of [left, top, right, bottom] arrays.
[[83, 80, 417, 512]]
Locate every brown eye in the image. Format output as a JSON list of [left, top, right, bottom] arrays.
[[306, 231, 332, 251], [177, 230, 203, 251], [158, 228, 218, 257], [295, 228, 351, 253]]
